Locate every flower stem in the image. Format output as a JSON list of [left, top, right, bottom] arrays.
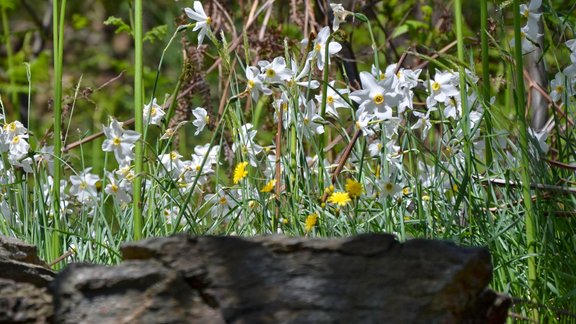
[[51, 0, 66, 268], [132, 0, 144, 240], [513, 0, 538, 318]]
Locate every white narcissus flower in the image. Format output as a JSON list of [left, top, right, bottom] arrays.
[[232, 124, 263, 167], [159, 151, 185, 178], [194, 143, 220, 165], [550, 72, 572, 103], [258, 57, 293, 83], [444, 96, 462, 120], [520, 0, 542, 33], [315, 80, 349, 117], [427, 70, 460, 106], [330, 3, 352, 31], [299, 100, 325, 139], [411, 107, 437, 140], [245, 66, 272, 101], [34, 145, 54, 175], [1, 120, 27, 153], [143, 98, 165, 126], [8, 134, 30, 159], [350, 71, 401, 116], [566, 39, 576, 53], [205, 185, 237, 217], [184, 1, 211, 47], [308, 26, 342, 71], [69, 168, 100, 204], [510, 23, 542, 54], [102, 119, 141, 166], [368, 140, 383, 157], [378, 175, 402, 198], [528, 127, 549, 155], [355, 110, 374, 137], [290, 58, 320, 89], [273, 92, 293, 130], [104, 171, 132, 204], [192, 107, 209, 135]]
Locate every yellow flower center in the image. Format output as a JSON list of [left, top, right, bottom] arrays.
[[195, 165, 201, 172], [373, 93, 384, 105], [247, 80, 255, 89], [303, 117, 310, 125], [379, 73, 385, 80], [385, 183, 394, 191], [111, 184, 118, 193], [151, 107, 157, 116], [170, 151, 178, 160], [327, 96, 334, 104], [432, 81, 440, 91], [206, 16, 212, 25], [205, 115, 210, 124], [315, 43, 322, 52], [11, 136, 20, 144], [113, 136, 121, 146], [266, 68, 276, 78], [80, 181, 88, 190], [556, 85, 564, 93], [219, 197, 227, 205]]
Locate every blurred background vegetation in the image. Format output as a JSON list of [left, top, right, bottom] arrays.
[[1, 0, 574, 155]]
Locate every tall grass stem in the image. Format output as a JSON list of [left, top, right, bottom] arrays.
[[132, 0, 144, 240], [513, 0, 538, 317]]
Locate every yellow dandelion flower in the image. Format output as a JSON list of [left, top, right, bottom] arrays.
[[345, 178, 363, 198], [402, 187, 410, 196], [305, 213, 318, 232], [233, 161, 249, 184], [328, 191, 351, 206], [260, 179, 276, 193]]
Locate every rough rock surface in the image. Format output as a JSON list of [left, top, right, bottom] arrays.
[[50, 234, 510, 323], [0, 236, 55, 323]]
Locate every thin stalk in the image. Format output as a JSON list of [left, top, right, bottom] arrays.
[[318, 33, 333, 190], [480, 0, 494, 167], [480, 0, 495, 216], [132, 0, 144, 240], [513, 0, 538, 317], [454, 0, 474, 240], [51, 0, 66, 267]]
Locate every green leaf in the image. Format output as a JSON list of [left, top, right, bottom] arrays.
[[143, 25, 167, 44], [391, 25, 409, 39], [103, 16, 132, 35]]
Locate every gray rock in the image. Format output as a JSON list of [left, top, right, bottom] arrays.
[[0, 236, 55, 323], [119, 234, 510, 323], [51, 261, 224, 324], [0, 278, 53, 323], [4, 234, 508, 323]]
